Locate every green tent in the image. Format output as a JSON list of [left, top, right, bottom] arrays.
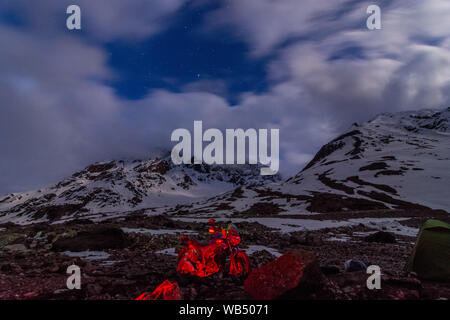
[[406, 219, 450, 281]]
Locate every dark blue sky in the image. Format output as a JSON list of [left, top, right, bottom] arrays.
[[103, 4, 269, 103]]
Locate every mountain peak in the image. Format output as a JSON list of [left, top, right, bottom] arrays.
[[0, 155, 280, 224], [286, 107, 450, 212], [368, 108, 450, 134]]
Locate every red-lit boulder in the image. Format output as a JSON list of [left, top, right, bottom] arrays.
[[244, 250, 325, 300]]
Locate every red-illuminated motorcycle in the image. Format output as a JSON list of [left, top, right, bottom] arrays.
[[177, 219, 251, 278]]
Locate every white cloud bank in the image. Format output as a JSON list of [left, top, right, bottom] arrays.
[[1, 0, 450, 194]]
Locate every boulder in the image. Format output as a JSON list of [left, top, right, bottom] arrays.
[[52, 227, 127, 252], [364, 231, 397, 243], [250, 250, 277, 269], [344, 259, 367, 272], [321, 265, 340, 275], [244, 250, 325, 300]]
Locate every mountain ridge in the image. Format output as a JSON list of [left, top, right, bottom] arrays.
[[1, 107, 449, 224], [167, 107, 450, 218], [0, 156, 280, 224]]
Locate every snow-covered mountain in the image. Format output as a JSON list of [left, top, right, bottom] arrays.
[[174, 108, 450, 217], [283, 107, 450, 210], [0, 156, 280, 224], [1, 108, 449, 224]]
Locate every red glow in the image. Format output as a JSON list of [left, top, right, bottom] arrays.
[[136, 220, 251, 300], [177, 219, 251, 278], [135, 280, 181, 300], [229, 251, 251, 275]]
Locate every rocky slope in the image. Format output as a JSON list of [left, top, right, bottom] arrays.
[[172, 108, 450, 218], [1, 213, 449, 300], [0, 156, 280, 224], [285, 107, 450, 211]]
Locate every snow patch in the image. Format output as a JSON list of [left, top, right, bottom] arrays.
[[121, 227, 197, 235], [245, 245, 282, 257], [155, 247, 177, 256], [62, 251, 110, 261], [172, 217, 418, 236]]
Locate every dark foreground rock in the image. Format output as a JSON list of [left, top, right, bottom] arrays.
[[52, 227, 127, 252], [1, 213, 449, 300], [328, 272, 423, 300], [364, 231, 397, 243], [244, 250, 327, 299]]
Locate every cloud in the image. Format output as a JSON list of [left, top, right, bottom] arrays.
[[1, 0, 188, 42], [0, 0, 190, 194], [1, 0, 450, 194], [199, 0, 450, 174], [205, 0, 450, 120], [0, 25, 122, 193], [181, 79, 229, 97], [205, 0, 358, 56], [79, 0, 188, 41]]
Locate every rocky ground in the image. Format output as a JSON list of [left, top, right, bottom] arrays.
[[0, 211, 449, 300]]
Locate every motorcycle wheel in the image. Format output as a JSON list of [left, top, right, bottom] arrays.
[[229, 251, 251, 280]]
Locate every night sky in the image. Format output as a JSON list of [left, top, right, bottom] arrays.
[[1, 0, 450, 194], [105, 5, 269, 103]]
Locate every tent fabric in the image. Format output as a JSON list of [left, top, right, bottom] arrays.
[[406, 219, 450, 281]]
